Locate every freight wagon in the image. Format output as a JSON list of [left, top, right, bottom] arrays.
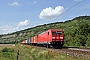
[[21, 38, 31, 45], [31, 36, 37, 45], [21, 39, 27, 44], [21, 29, 64, 48]]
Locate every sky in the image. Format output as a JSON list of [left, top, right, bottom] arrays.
[[0, 0, 90, 34]]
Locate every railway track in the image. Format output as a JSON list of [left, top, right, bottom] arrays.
[[54, 47, 90, 59], [31, 45, 90, 59]]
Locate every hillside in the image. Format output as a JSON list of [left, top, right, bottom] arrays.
[[0, 16, 90, 47]]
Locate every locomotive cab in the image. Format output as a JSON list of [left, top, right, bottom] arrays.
[[51, 30, 64, 48]]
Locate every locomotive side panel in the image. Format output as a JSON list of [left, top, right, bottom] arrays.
[[37, 29, 52, 44]]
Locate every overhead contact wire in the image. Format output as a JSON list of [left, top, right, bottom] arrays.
[[56, 0, 82, 20]]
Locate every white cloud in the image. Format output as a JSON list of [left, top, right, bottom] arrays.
[[1, 25, 17, 34], [74, 0, 82, 1], [18, 20, 30, 27], [30, 1, 37, 4], [0, 20, 30, 34], [39, 6, 65, 20], [8, 2, 20, 6], [33, 1, 37, 4]]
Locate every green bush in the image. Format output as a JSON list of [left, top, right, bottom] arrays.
[[1, 47, 14, 52], [0, 47, 17, 60]]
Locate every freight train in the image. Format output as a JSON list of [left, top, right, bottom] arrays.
[[21, 29, 64, 48]]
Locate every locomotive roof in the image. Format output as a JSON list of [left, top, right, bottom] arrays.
[[50, 29, 62, 31]]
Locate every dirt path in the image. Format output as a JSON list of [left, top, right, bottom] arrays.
[[0, 44, 15, 50]]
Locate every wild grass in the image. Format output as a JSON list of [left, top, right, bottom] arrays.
[[0, 44, 90, 60], [18, 44, 90, 60]]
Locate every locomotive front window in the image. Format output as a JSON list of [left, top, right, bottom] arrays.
[[52, 31, 62, 34], [52, 32, 56, 34], [57, 32, 62, 34]]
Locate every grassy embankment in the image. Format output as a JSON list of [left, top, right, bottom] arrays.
[[0, 44, 90, 60], [16, 44, 90, 60]]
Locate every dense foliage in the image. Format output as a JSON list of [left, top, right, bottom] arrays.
[[0, 16, 90, 47], [0, 47, 17, 60], [1, 47, 14, 52]]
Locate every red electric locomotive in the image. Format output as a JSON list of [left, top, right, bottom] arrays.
[[37, 29, 64, 48]]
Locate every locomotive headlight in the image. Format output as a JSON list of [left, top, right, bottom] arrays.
[[60, 37, 63, 39], [52, 37, 55, 39]]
